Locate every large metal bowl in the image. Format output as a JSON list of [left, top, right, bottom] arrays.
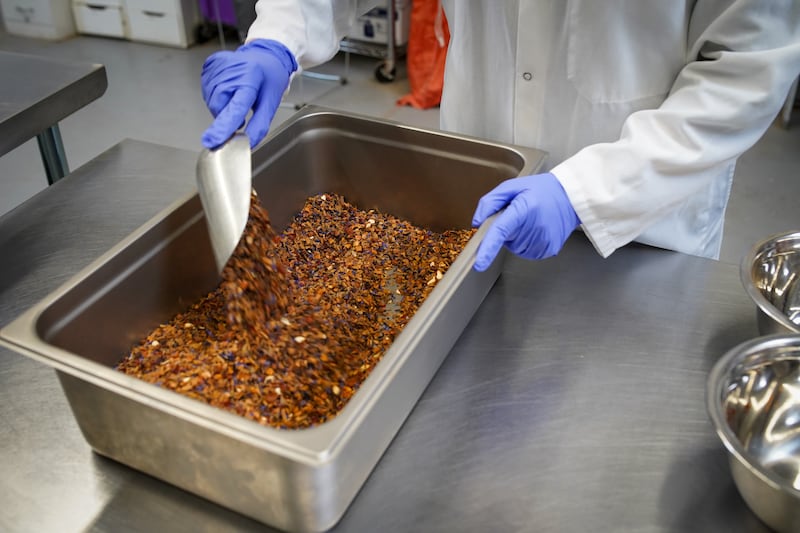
[[707, 334, 800, 533], [741, 230, 800, 335]]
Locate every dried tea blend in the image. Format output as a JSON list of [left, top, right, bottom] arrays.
[[220, 190, 289, 329], [117, 192, 474, 429]]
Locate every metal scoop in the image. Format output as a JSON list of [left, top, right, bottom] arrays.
[[196, 133, 252, 273]]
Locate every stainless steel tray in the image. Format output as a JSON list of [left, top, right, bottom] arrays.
[[0, 106, 545, 532]]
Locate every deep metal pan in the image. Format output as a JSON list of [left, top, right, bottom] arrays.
[[0, 106, 545, 532]]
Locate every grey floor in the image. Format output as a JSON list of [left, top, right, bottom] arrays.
[[1, 27, 798, 265]]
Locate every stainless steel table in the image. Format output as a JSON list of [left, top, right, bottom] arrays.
[[0, 51, 107, 184], [0, 140, 773, 532]]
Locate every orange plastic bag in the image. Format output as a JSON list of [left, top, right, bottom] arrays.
[[397, 0, 450, 109]]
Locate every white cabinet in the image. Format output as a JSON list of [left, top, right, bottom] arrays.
[[1, 0, 76, 40], [68, 0, 200, 48], [72, 0, 126, 38], [125, 0, 199, 48]]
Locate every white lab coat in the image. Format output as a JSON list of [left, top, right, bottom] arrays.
[[248, 0, 800, 259]]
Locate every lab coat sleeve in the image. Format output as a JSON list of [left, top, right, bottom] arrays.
[[550, 0, 800, 258], [246, 0, 380, 71]]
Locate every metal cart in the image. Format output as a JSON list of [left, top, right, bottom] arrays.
[[280, 0, 408, 110], [340, 0, 407, 83]]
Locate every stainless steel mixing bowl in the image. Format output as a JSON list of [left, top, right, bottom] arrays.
[[708, 334, 800, 533], [741, 230, 800, 335]]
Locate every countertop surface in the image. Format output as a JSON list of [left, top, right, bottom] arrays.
[[0, 139, 772, 532], [0, 50, 107, 157]]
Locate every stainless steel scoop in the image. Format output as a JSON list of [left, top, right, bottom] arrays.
[[196, 133, 252, 273]]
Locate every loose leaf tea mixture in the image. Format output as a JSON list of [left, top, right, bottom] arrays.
[[220, 190, 289, 328], [117, 192, 475, 429]]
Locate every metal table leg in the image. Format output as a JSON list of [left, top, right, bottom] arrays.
[[383, 0, 396, 77], [36, 124, 69, 185]]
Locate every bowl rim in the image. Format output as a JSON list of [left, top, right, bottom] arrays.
[[707, 333, 800, 496], [740, 230, 800, 334]]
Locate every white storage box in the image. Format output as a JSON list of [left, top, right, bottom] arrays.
[[1, 0, 75, 40], [350, 0, 410, 46], [72, 1, 127, 38]]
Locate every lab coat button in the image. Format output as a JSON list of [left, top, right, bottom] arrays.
[[522, 72, 533, 81]]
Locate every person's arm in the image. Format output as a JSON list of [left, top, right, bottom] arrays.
[[201, 0, 379, 149], [247, 0, 380, 71], [552, 0, 800, 258]]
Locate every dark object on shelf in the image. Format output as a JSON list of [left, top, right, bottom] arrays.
[[195, 0, 257, 44]]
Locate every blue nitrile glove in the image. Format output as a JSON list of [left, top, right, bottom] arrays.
[[201, 39, 298, 149], [471, 173, 580, 271]]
